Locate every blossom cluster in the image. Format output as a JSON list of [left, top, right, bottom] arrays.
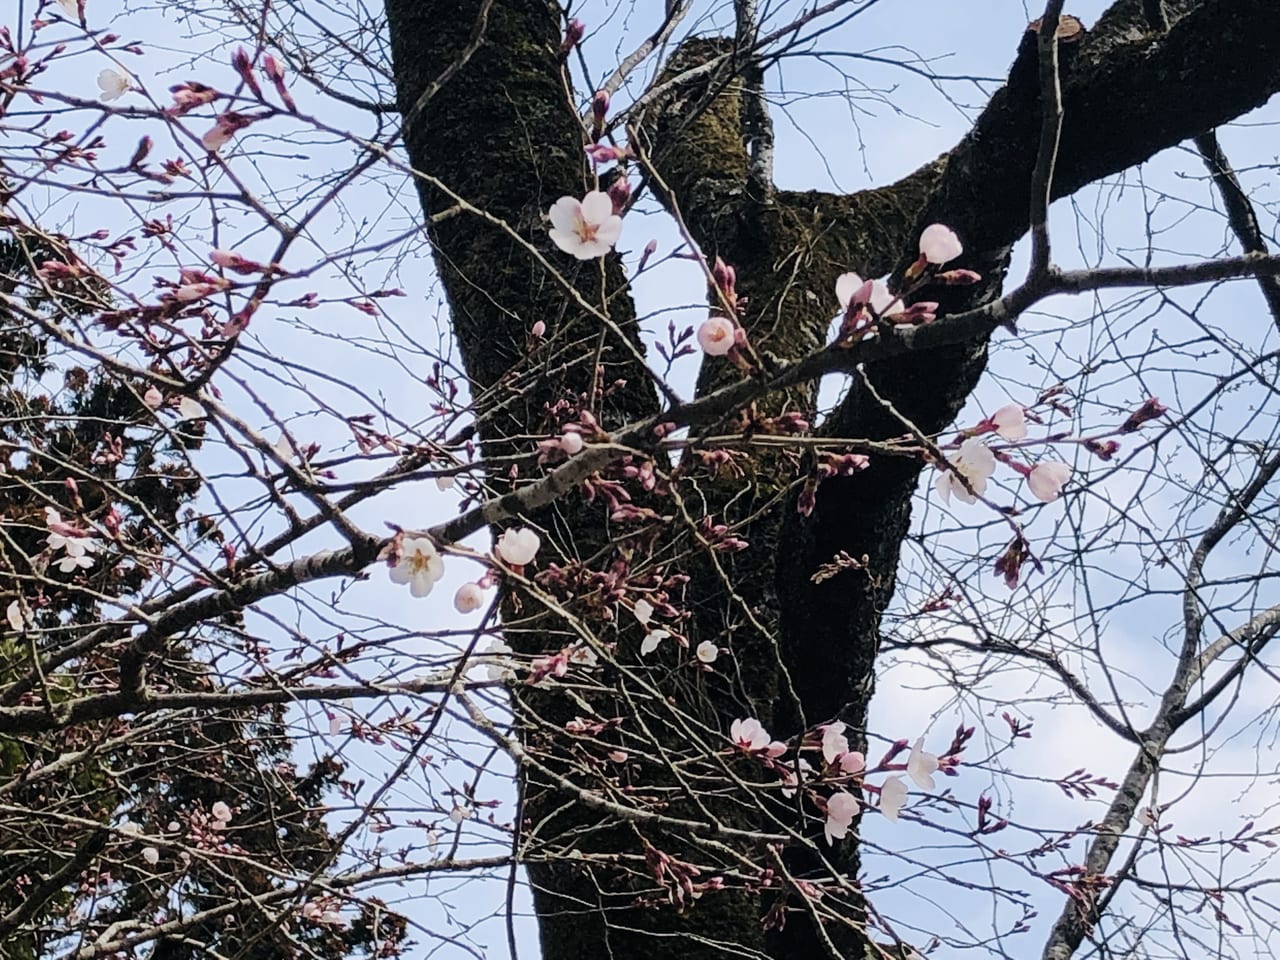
[[933, 405, 1072, 506], [728, 717, 963, 843]]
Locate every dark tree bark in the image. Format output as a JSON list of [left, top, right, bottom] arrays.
[[384, 1, 1280, 958]]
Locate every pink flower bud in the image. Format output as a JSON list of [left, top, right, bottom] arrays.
[[934, 268, 982, 285], [712, 257, 736, 298], [210, 249, 264, 274], [1120, 397, 1168, 433], [262, 53, 286, 83], [591, 90, 609, 124], [261, 53, 296, 112], [584, 144, 623, 165], [638, 239, 658, 271], [560, 18, 585, 55], [607, 176, 631, 215], [531, 320, 546, 338], [231, 47, 263, 99]]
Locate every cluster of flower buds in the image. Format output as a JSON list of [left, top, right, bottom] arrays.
[[643, 840, 724, 908]]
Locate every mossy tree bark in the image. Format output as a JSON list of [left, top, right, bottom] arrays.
[[385, 0, 1280, 958]]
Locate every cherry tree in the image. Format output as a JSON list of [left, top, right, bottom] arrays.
[[1, 0, 1280, 958]]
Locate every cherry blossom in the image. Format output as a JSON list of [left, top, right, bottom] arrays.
[[5, 600, 25, 632], [568, 644, 598, 668], [1136, 806, 1157, 826], [934, 437, 996, 505], [141, 846, 160, 866], [97, 68, 130, 102], [177, 396, 207, 420], [824, 791, 859, 844], [730, 717, 771, 753], [990, 403, 1027, 440], [880, 775, 909, 821], [640, 628, 670, 655], [547, 191, 622, 260], [697, 316, 736, 356], [143, 386, 163, 409], [1027, 461, 1072, 502], [435, 475, 455, 492], [389, 537, 446, 598], [496, 526, 541, 566], [45, 507, 93, 559], [211, 801, 233, 824], [820, 722, 849, 765], [919, 224, 963, 265], [695, 640, 718, 664], [55, 552, 94, 574], [559, 431, 584, 455], [838, 751, 865, 775], [835, 272, 894, 316], [56, 0, 79, 16], [477, 638, 516, 682], [448, 804, 471, 824], [454, 582, 485, 614], [907, 737, 939, 790], [633, 598, 654, 625]]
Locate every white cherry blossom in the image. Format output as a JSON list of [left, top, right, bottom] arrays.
[[211, 801, 233, 824], [730, 717, 771, 753], [919, 223, 963, 265], [389, 537, 446, 598], [835, 272, 894, 315], [991, 403, 1027, 440], [821, 722, 849, 765], [934, 437, 996, 505], [45, 507, 93, 558], [478, 638, 516, 682], [824, 791, 859, 844], [568, 644, 598, 668], [907, 737, 939, 791], [454, 582, 485, 614], [55, 552, 94, 574], [547, 191, 622, 260], [6, 600, 26, 632], [496, 527, 541, 566], [880, 775, 909, 821], [1028, 461, 1072, 502], [97, 68, 131, 102], [640, 629, 669, 655], [695, 640, 718, 664]]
